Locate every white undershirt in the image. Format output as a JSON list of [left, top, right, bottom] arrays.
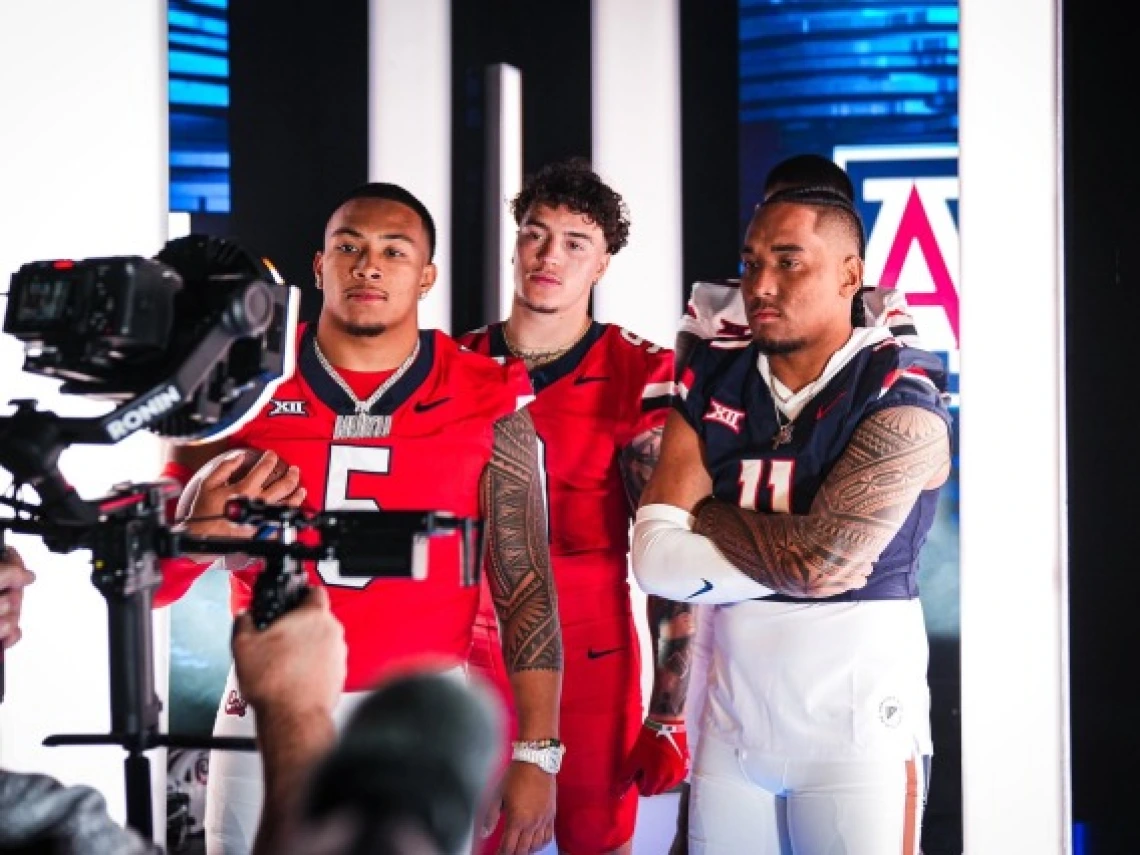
[[757, 326, 892, 420]]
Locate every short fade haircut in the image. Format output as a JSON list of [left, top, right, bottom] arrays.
[[761, 186, 867, 326], [761, 184, 865, 260], [510, 158, 631, 255], [329, 182, 437, 260], [763, 154, 855, 202]]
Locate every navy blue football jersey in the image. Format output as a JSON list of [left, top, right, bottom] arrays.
[[675, 332, 951, 602]]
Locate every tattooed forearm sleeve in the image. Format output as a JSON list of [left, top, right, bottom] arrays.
[[646, 595, 694, 718], [624, 423, 695, 716], [620, 425, 665, 512], [482, 408, 563, 673], [692, 406, 949, 598]]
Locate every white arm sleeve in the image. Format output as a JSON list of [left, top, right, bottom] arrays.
[[631, 503, 775, 604]]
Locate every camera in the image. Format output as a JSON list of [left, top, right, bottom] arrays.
[[3, 235, 295, 442], [5, 256, 178, 384]]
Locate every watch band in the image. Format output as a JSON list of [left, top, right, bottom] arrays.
[[511, 739, 565, 774]]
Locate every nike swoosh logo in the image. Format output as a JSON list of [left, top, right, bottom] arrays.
[[413, 397, 451, 413], [815, 391, 848, 421], [586, 646, 625, 660], [686, 578, 714, 599], [574, 375, 611, 385]]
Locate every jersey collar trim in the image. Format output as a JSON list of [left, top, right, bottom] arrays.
[[488, 321, 605, 394], [757, 326, 893, 421], [298, 325, 436, 416]]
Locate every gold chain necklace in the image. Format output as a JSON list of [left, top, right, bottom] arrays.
[[503, 317, 592, 369]]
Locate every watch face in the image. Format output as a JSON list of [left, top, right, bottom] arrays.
[[512, 744, 563, 774]]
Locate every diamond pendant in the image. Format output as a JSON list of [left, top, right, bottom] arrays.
[[772, 423, 794, 449], [334, 411, 392, 439]]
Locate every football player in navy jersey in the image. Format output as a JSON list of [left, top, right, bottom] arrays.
[[633, 185, 951, 854], [667, 153, 927, 855]]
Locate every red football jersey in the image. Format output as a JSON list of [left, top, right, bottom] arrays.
[[160, 325, 532, 691], [459, 322, 673, 578]]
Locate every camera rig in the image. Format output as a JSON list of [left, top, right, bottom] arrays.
[[0, 235, 481, 841]]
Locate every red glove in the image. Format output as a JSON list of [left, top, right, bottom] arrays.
[[618, 717, 690, 797]]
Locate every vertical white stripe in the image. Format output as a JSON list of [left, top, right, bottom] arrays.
[[591, 0, 684, 716], [483, 64, 524, 323], [368, 0, 452, 332], [958, 0, 1070, 851], [590, 0, 683, 350], [0, 0, 168, 834]]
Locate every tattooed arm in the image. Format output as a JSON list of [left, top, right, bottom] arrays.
[[621, 426, 694, 718], [480, 407, 561, 852], [617, 426, 696, 797], [692, 406, 950, 598], [482, 407, 563, 699], [619, 425, 664, 510]]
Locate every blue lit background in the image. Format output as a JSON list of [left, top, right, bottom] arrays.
[[168, 0, 230, 214], [739, 0, 957, 218]]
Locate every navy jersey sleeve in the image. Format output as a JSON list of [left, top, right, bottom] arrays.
[[862, 345, 952, 428]]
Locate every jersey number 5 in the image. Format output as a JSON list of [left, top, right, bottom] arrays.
[[738, 459, 795, 514], [320, 445, 392, 588]]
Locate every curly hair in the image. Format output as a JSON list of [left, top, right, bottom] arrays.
[[510, 158, 630, 255]]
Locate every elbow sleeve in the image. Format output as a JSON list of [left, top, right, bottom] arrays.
[[632, 504, 774, 604]]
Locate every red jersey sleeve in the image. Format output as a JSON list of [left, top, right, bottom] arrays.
[[502, 353, 536, 413], [615, 331, 674, 447]]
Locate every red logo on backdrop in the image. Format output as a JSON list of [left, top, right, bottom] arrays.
[[837, 145, 960, 353], [704, 399, 746, 433], [877, 185, 959, 343]]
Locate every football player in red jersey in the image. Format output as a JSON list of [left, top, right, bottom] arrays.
[[460, 159, 693, 855], [156, 184, 563, 855]]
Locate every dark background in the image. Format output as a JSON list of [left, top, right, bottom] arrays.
[[214, 0, 739, 331], [1063, 0, 1140, 852]]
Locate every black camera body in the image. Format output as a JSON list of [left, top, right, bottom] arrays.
[[4, 256, 179, 386], [2, 235, 294, 443]]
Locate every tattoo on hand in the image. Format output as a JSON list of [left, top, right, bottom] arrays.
[[692, 406, 949, 597], [482, 409, 563, 673]]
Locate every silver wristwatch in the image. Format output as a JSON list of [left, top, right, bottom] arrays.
[[511, 739, 565, 775]]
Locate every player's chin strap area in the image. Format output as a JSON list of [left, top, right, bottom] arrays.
[[631, 503, 774, 605]]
